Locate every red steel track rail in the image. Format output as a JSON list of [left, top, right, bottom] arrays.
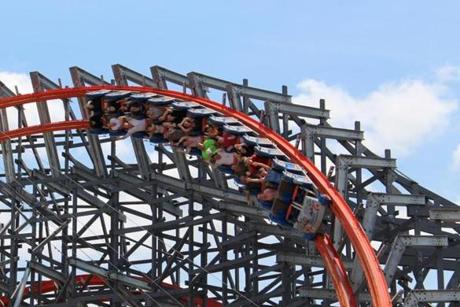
[[0, 274, 221, 307], [315, 234, 356, 306], [0, 86, 391, 306], [0, 120, 88, 140]]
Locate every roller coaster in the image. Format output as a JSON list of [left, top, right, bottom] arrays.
[[0, 65, 457, 306]]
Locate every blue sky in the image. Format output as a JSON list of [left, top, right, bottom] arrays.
[[1, 1, 459, 202]]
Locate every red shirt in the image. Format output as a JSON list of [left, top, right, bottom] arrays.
[[220, 132, 239, 148], [248, 155, 272, 176]]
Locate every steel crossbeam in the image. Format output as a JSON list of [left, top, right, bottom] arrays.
[[30, 71, 62, 177], [0, 82, 15, 183], [0, 65, 457, 306], [70, 66, 108, 177]]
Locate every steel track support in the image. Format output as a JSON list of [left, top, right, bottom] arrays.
[[350, 193, 426, 290], [0, 82, 16, 182], [70, 66, 108, 177], [30, 72, 61, 177], [2, 69, 458, 306]]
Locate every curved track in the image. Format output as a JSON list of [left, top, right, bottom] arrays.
[[0, 275, 222, 307], [0, 85, 390, 306]]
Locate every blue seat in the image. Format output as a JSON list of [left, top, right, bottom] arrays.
[[223, 124, 254, 135], [269, 211, 292, 227], [266, 169, 282, 185], [146, 96, 175, 106], [149, 134, 168, 143], [208, 115, 240, 127], [104, 91, 132, 101], [278, 194, 292, 204], [217, 165, 234, 174], [293, 176, 315, 190], [88, 128, 108, 135], [278, 182, 295, 203], [272, 159, 304, 174], [187, 107, 217, 118], [242, 135, 275, 148], [109, 130, 126, 137], [171, 101, 201, 110], [255, 146, 286, 159], [247, 183, 261, 195], [282, 171, 315, 190], [317, 194, 332, 207], [132, 131, 148, 139], [257, 200, 273, 210], [303, 233, 317, 241], [130, 92, 158, 101], [86, 90, 112, 99], [234, 176, 243, 185], [188, 148, 202, 156]]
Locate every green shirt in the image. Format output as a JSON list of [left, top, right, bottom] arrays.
[[202, 138, 218, 161]]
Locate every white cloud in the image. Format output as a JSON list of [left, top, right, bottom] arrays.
[[436, 65, 460, 82], [0, 71, 33, 94], [0, 71, 33, 129], [453, 144, 460, 170], [0, 71, 65, 129], [293, 75, 458, 157]]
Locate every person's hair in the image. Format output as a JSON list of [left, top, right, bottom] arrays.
[[89, 114, 103, 128], [204, 124, 219, 140], [256, 167, 267, 177], [237, 143, 254, 157], [167, 128, 184, 142], [232, 158, 248, 176], [129, 101, 142, 110], [86, 100, 95, 110], [205, 124, 216, 132]]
